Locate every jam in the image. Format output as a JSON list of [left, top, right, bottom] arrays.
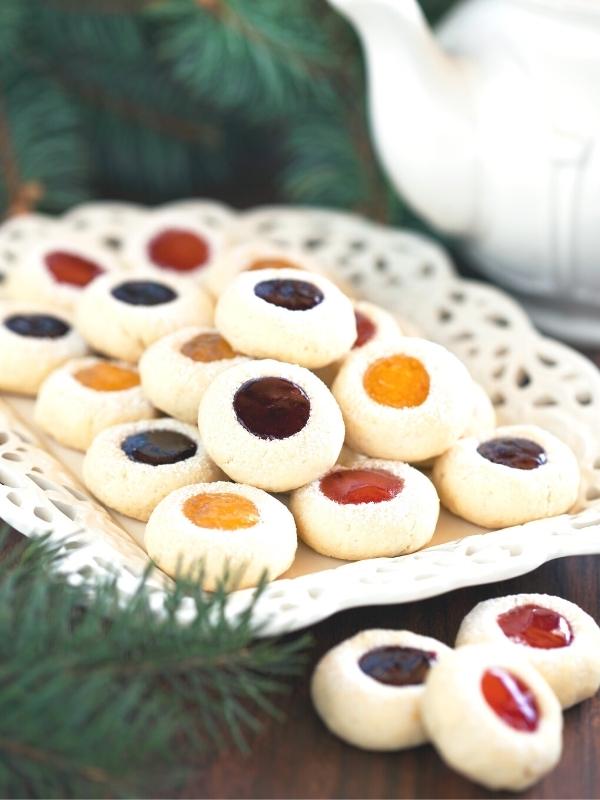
[[5, 313, 70, 339], [320, 468, 404, 505], [481, 668, 540, 732], [248, 257, 300, 271], [497, 604, 573, 649], [183, 492, 259, 530], [75, 362, 140, 392], [180, 332, 236, 362], [45, 250, 104, 287], [147, 228, 210, 272], [354, 310, 377, 348], [233, 377, 310, 440], [111, 280, 177, 306], [121, 429, 197, 465], [359, 646, 437, 686], [477, 437, 547, 470], [363, 354, 430, 408], [254, 278, 324, 311]]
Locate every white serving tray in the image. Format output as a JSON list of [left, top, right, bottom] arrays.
[[1, 202, 600, 636]]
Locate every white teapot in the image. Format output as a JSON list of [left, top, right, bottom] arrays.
[[329, 0, 600, 343]]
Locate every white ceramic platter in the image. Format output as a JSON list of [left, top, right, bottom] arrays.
[[1, 201, 600, 636]]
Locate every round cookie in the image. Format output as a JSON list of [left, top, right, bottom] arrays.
[[456, 593, 600, 709], [290, 459, 439, 560], [198, 359, 345, 492], [0, 213, 57, 292], [83, 418, 221, 521], [311, 629, 451, 751], [139, 326, 248, 424], [75, 272, 213, 363], [34, 357, 157, 451], [422, 644, 562, 791], [144, 481, 297, 590], [63, 201, 147, 251], [332, 338, 472, 462], [432, 424, 580, 528], [215, 267, 356, 369], [0, 303, 88, 395]]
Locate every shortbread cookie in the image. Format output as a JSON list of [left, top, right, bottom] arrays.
[[456, 594, 600, 708], [145, 481, 297, 590], [76, 273, 213, 362], [332, 339, 472, 462], [432, 424, 580, 527], [290, 459, 439, 560], [0, 304, 88, 395], [63, 201, 147, 251], [215, 268, 356, 369], [311, 629, 451, 751], [139, 326, 248, 424], [0, 213, 57, 291], [83, 418, 220, 521], [422, 645, 562, 791], [198, 359, 345, 492], [35, 357, 157, 451]]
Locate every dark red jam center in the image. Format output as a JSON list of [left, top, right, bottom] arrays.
[[121, 429, 197, 466], [359, 646, 437, 687], [147, 228, 210, 272], [254, 278, 324, 311], [477, 437, 547, 470], [5, 313, 70, 339], [354, 310, 377, 348], [111, 280, 177, 306], [481, 668, 540, 732], [320, 468, 404, 505], [497, 604, 573, 649], [45, 250, 104, 287], [233, 377, 310, 440]]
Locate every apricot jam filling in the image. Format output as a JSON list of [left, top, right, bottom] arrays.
[[121, 430, 197, 466], [248, 257, 301, 271], [320, 468, 404, 505], [183, 492, 259, 530], [477, 437, 547, 470], [353, 310, 377, 348], [497, 604, 573, 649], [359, 646, 437, 686], [75, 362, 140, 392], [254, 278, 324, 311], [181, 332, 236, 362], [147, 228, 210, 272], [363, 355, 430, 408], [45, 251, 104, 287], [481, 668, 540, 732], [5, 313, 70, 339], [233, 377, 310, 440]]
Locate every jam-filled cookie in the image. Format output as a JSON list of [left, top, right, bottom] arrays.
[[144, 481, 297, 590], [332, 338, 472, 462], [139, 326, 248, 424], [0, 303, 88, 395], [290, 459, 439, 560], [456, 594, 600, 709], [83, 418, 221, 521], [422, 645, 562, 791], [432, 424, 580, 527], [34, 357, 157, 451], [215, 267, 356, 369], [311, 629, 451, 751], [198, 359, 345, 492], [75, 273, 213, 362]]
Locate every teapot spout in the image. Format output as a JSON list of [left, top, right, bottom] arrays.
[[329, 0, 477, 235]]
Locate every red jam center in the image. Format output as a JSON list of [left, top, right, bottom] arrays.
[[147, 228, 210, 272], [477, 437, 547, 470], [359, 646, 437, 686], [481, 668, 540, 732], [354, 310, 377, 348], [45, 250, 104, 287], [233, 377, 310, 440], [320, 468, 404, 505], [497, 604, 573, 649]]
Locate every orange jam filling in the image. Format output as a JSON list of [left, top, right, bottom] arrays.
[[183, 492, 259, 530], [75, 362, 140, 392], [363, 355, 430, 408], [248, 257, 301, 271], [180, 332, 236, 362]]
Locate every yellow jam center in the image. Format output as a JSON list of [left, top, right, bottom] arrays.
[[180, 332, 236, 362], [75, 362, 140, 392], [183, 492, 260, 530], [363, 355, 430, 408], [248, 258, 302, 271]]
